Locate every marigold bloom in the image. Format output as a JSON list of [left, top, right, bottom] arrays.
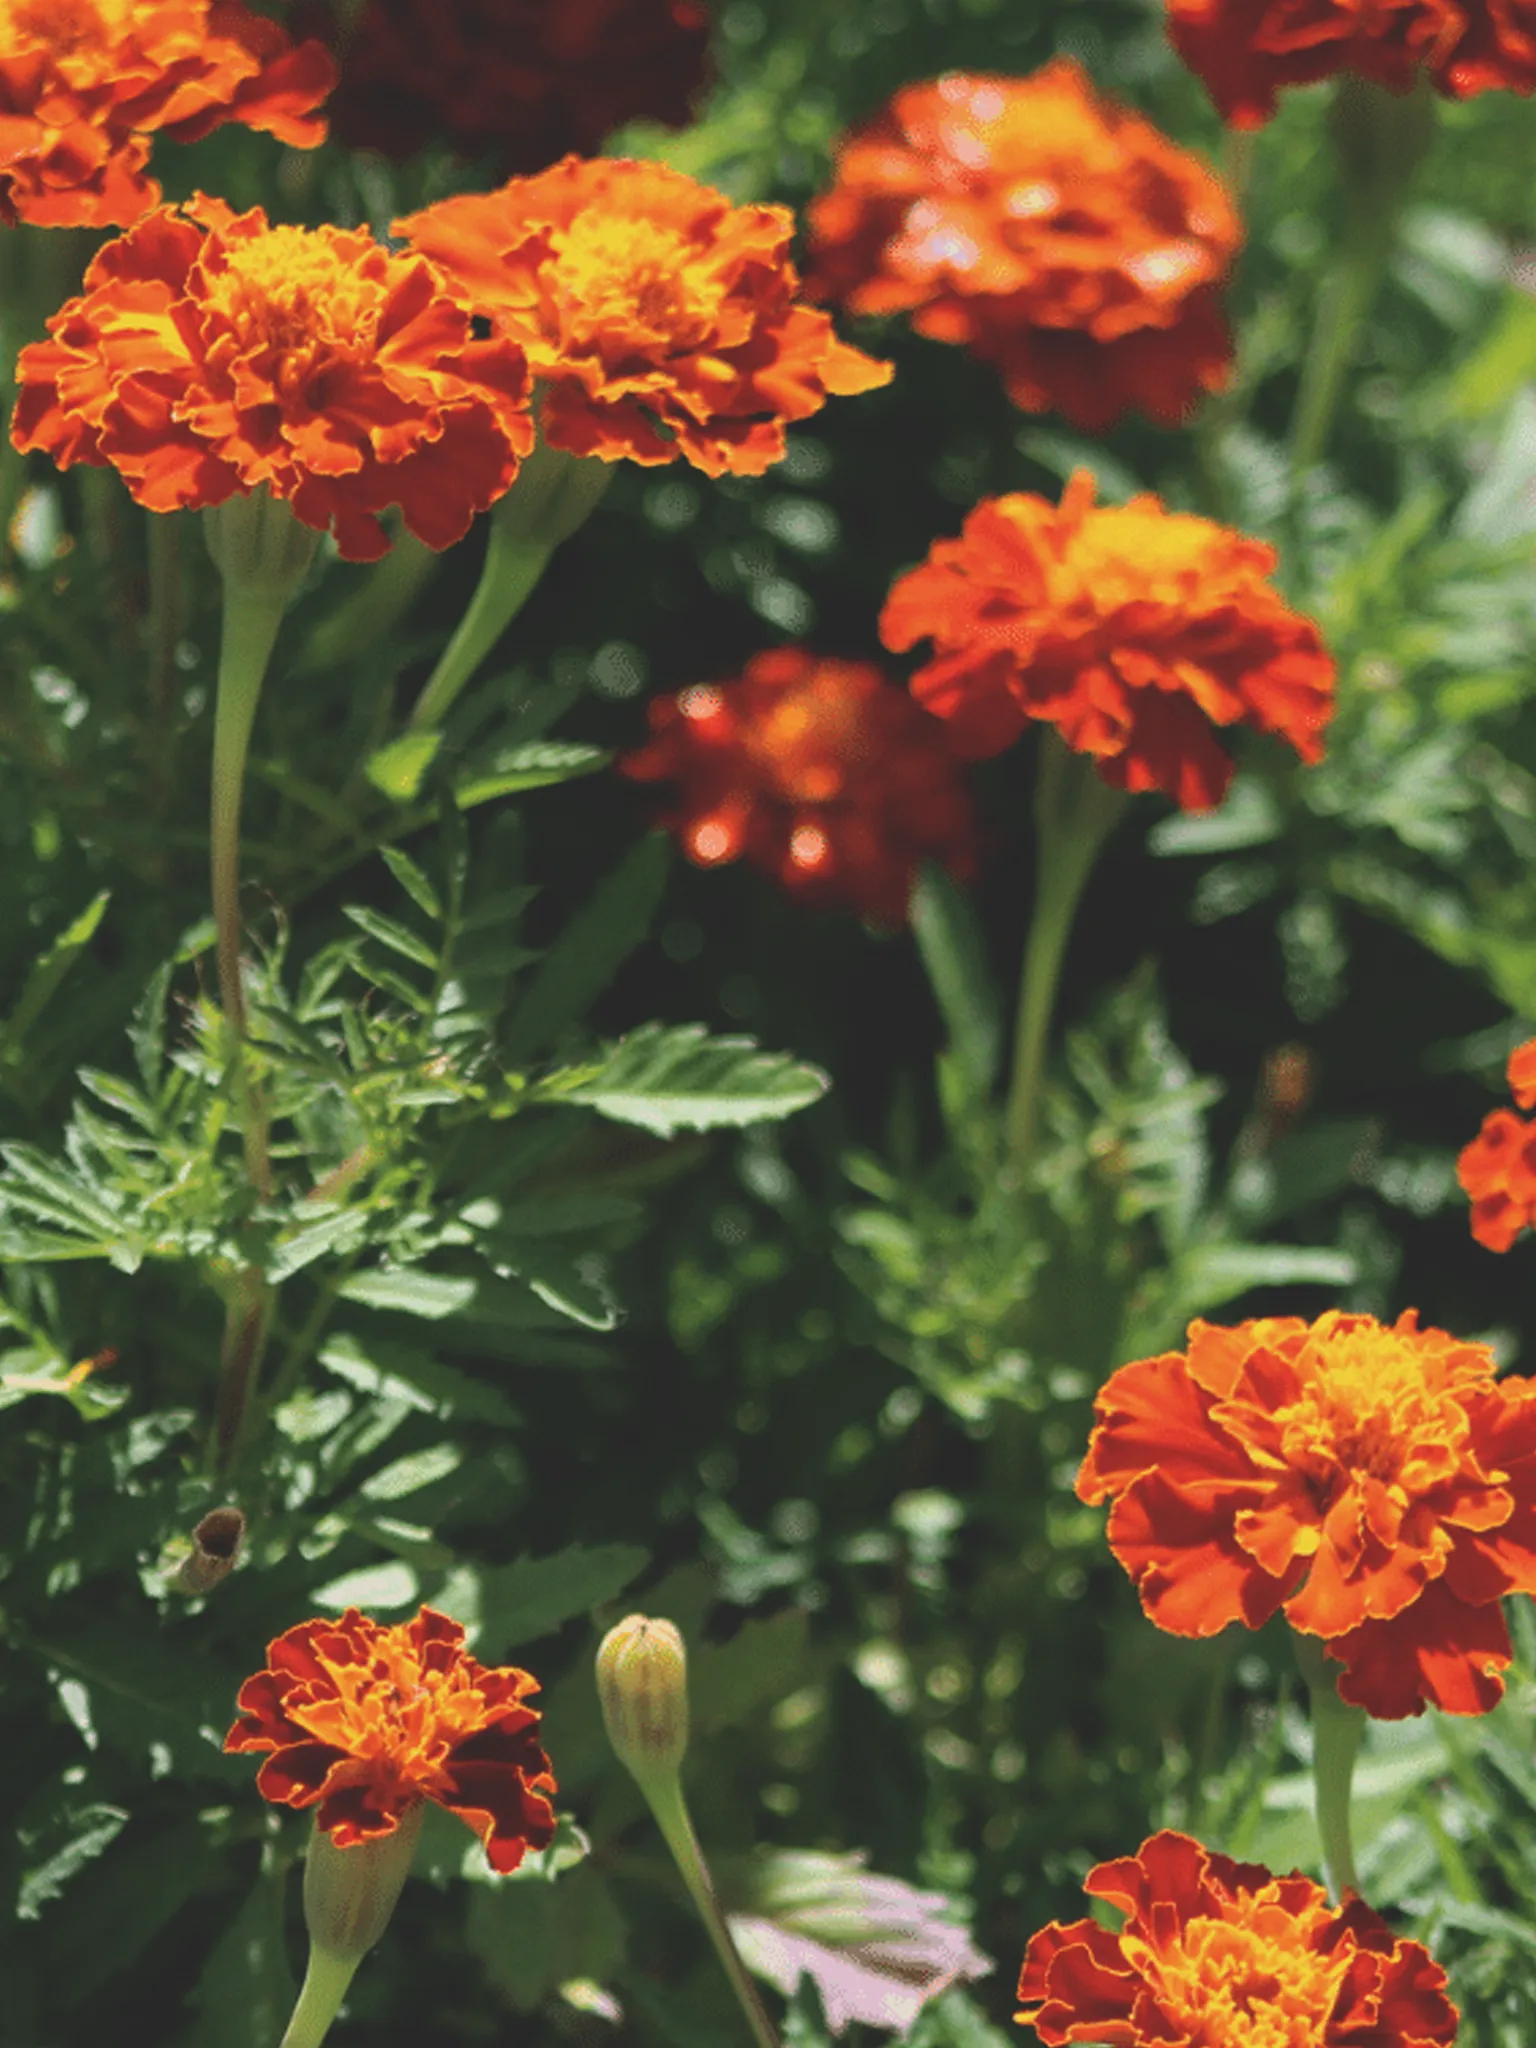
[[395, 157, 892, 478], [294, 0, 708, 167], [880, 471, 1335, 812], [1078, 1309, 1536, 1718], [1016, 1830, 1459, 2046], [226, 1606, 557, 1872], [805, 64, 1240, 433], [11, 196, 534, 561], [1167, 0, 1536, 125], [621, 649, 978, 923], [1457, 1034, 1536, 1250], [0, 0, 333, 229]]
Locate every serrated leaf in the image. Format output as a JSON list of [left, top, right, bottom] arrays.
[[342, 904, 440, 970], [0, 890, 110, 1068], [558, 1023, 828, 1136], [503, 833, 670, 1063], [338, 1269, 478, 1318], [380, 845, 444, 920], [319, 1332, 521, 1424], [456, 741, 610, 808], [19, 1802, 128, 1919], [472, 1542, 649, 1653]]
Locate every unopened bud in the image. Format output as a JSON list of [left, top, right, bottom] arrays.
[[596, 1614, 690, 1780], [303, 1803, 424, 1965]]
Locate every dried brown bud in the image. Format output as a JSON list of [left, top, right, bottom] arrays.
[[167, 1506, 246, 1596]]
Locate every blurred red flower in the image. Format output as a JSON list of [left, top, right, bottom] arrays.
[[1166, 0, 1536, 126], [396, 156, 891, 478], [805, 62, 1241, 431], [12, 196, 534, 561], [621, 648, 977, 922], [0, 0, 333, 228], [1017, 1830, 1458, 2045], [879, 471, 1335, 812], [226, 1606, 556, 1872], [1077, 1309, 1536, 1717], [1458, 1035, 1536, 1249], [292, 0, 709, 166]]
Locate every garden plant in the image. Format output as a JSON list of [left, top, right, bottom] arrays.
[[9, 0, 1536, 2044]]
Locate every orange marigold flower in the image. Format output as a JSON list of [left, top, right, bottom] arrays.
[[1457, 1034, 1536, 1250], [1167, 0, 1536, 126], [804, 63, 1241, 433], [879, 471, 1335, 812], [225, 1606, 557, 1872], [395, 156, 892, 478], [11, 196, 535, 562], [620, 648, 978, 923], [1078, 1309, 1536, 1718], [0, 0, 334, 229], [293, 0, 708, 168], [1016, 1830, 1459, 2047]]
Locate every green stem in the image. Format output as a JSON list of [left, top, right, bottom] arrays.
[[407, 516, 552, 731], [210, 582, 287, 1196], [1293, 1629, 1367, 1900], [641, 1773, 781, 2048], [1003, 736, 1126, 1174], [278, 1948, 358, 2048], [212, 1263, 272, 1478], [1287, 223, 1390, 479], [294, 525, 441, 678]]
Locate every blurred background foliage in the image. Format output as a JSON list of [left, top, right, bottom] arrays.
[[7, 0, 1536, 2043]]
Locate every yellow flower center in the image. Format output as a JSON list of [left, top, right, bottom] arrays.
[[0, 0, 144, 53], [1126, 1894, 1350, 2047], [203, 228, 387, 390], [551, 212, 720, 353], [287, 1625, 494, 1786], [1276, 1323, 1482, 1492]]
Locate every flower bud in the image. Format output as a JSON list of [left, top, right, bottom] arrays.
[[596, 1614, 690, 1781], [302, 1803, 424, 1965], [166, 1505, 245, 1596]]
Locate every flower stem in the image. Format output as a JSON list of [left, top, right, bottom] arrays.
[[210, 581, 287, 1198], [407, 516, 551, 731], [640, 1772, 781, 2048], [278, 1947, 358, 2048], [1003, 735, 1126, 1175], [1293, 1628, 1367, 1900]]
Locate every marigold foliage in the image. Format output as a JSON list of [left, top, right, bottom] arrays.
[[296, 0, 708, 166], [1458, 1034, 1536, 1249], [879, 471, 1336, 812], [0, 0, 333, 227], [806, 61, 1241, 431], [10, 197, 535, 561], [1167, 0, 1536, 126], [1016, 1830, 1459, 2045], [1077, 1309, 1536, 1717], [396, 156, 892, 478], [621, 648, 977, 923], [225, 1606, 557, 1872]]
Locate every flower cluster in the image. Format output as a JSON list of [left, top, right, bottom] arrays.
[[1077, 1308, 1536, 1718], [11, 197, 535, 561], [806, 62, 1241, 431], [879, 471, 1336, 811], [1017, 1830, 1459, 2045], [295, 0, 709, 167], [396, 156, 892, 478], [1167, 0, 1536, 126], [226, 1607, 557, 1871], [0, 0, 333, 228], [621, 649, 977, 923], [1458, 1036, 1536, 1250]]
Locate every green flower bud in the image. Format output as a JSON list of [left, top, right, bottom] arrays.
[[203, 487, 320, 601], [596, 1613, 690, 1781]]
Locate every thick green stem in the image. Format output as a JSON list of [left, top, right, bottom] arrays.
[[1288, 75, 1434, 478], [294, 526, 441, 678], [1003, 736, 1126, 1174], [212, 1264, 271, 1476], [640, 1772, 780, 2048], [407, 517, 552, 731], [210, 582, 286, 1196], [1294, 1629, 1367, 1900], [278, 1948, 358, 2048]]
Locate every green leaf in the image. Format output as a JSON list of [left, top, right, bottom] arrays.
[[319, 1331, 521, 1424], [558, 1023, 828, 1136], [19, 1801, 128, 1919], [464, 1863, 625, 2011], [456, 740, 610, 809], [337, 1269, 478, 1318], [470, 1541, 649, 1654], [365, 728, 443, 802], [0, 890, 110, 1068], [691, 1609, 809, 1733], [169, 1858, 295, 2048], [342, 903, 440, 970], [311, 1559, 421, 1611], [503, 832, 671, 1062], [909, 864, 1001, 1107], [381, 845, 444, 920]]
